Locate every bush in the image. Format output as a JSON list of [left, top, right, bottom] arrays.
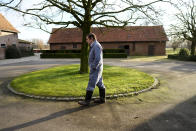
[[40, 53, 81, 58], [103, 53, 127, 58], [41, 50, 81, 53], [41, 49, 126, 54], [19, 47, 34, 57], [168, 54, 179, 59], [168, 54, 196, 61], [103, 49, 125, 53], [41, 53, 127, 58], [5, 45, 22, 59], [189, 55, 196, 61], [178, 48, 190, 57]]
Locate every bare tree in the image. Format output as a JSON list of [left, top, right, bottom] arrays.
[[170, 0, 196, 56], [0, 0, 168, 73], [170, 36, 183, 51], [31, 38, 45, 50]]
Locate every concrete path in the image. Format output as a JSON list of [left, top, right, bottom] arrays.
[[0, 57, 196, 131]]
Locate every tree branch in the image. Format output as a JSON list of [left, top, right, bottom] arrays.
[[92, 0, 168, 16], [46, 0, 84, 23]]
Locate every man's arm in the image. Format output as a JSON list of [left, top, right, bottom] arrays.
[[92, 45, 102, 70]]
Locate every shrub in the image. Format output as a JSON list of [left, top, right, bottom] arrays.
[[103, 53, 127, 58], [41, 53, 127, 58], [168, 54, 196, 61], [41, 50, 81, 53], [189, 55, 196, 61], [19, 47, 34, 57], [103, 49, 125, 53], [178, 48, 190, 57], [41, 49, 126, 54], [40, 53, 81, 58], [5, 45, 22, 59], [168, 54, 179, 59]]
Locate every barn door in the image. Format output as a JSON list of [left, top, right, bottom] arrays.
[[148, 45, 155, 56], [124, 45, 130, 55]]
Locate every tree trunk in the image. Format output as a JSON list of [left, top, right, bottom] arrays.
[[191, 40, 196, 56], [80, 25, 91, 73]]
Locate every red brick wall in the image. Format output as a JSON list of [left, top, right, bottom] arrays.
[[154, 42, 166, 55], [50, 43, 81, 50], [129, 42, 166, 56], [50, 41, 166, 56]]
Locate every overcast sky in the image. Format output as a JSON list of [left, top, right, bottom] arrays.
[[0, 0, 180, 44]]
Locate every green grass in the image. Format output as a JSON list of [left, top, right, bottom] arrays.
[[11, 64, 154, 97]]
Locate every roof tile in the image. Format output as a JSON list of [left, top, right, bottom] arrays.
[[48, 26, 168, 44], [0, 13, 19, 33]]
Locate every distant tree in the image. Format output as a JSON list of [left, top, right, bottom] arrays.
[[0, 0, 169, 73], [170, 0, 196, 56], [31, 39, 45, 50], [170, 37, 183, 51]]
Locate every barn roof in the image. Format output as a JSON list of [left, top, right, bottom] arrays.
[[48, 26, 168, 44], [0, 13, 19, 33]]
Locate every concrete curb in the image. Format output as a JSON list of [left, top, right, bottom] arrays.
[[7, 77, 159, 101]]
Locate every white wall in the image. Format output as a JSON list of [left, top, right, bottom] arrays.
[[0, 31, 18, 47]]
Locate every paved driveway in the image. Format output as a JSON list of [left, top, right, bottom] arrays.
[[0, 56, 196, 131]]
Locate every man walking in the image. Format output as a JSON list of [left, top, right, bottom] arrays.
[[78, 33, 106, 106]]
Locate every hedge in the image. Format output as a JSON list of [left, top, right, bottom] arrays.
[[41, 53, 127, 58], [41, 49, 126, 54], [5, 45, 34, 59], [19, 47, 34, 57], [168, 54, 196, 61], [103, 53, 127, 58], [6, 45, 22, 59], [40, 53, 81, 58], [103, 49, 125, 53], [41, 50, 81, 53]]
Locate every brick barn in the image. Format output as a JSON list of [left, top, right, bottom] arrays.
[[48, 26, 168, 56], [0, 13, 19, 59]]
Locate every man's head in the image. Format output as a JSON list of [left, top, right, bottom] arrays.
[[86, 33, 96, 45]]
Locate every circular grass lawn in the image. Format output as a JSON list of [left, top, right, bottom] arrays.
[[11, 64, 154, 97]]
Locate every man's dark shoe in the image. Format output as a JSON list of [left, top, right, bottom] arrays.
[[94, 88, 106, 103], [78, 90, 93, 106]]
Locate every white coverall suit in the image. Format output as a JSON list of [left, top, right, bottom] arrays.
[[86, 40, 105, 92]]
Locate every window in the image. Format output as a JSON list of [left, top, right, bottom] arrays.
[[12, 44, 16, 46], [124, 45, 129, 49], [73, 44, 77, 48], [0, 43, 6, 48]]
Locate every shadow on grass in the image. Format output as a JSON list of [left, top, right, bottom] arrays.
[[0, 103, 100, 131], [0, 60, 80, 67]]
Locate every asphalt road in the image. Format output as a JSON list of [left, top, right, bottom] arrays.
[[0, 56, 196, 131]]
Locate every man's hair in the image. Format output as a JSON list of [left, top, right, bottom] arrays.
[[87, 33, 97, 40]]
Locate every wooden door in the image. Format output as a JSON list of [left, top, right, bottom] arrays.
[[148, 45, 155, 56]]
